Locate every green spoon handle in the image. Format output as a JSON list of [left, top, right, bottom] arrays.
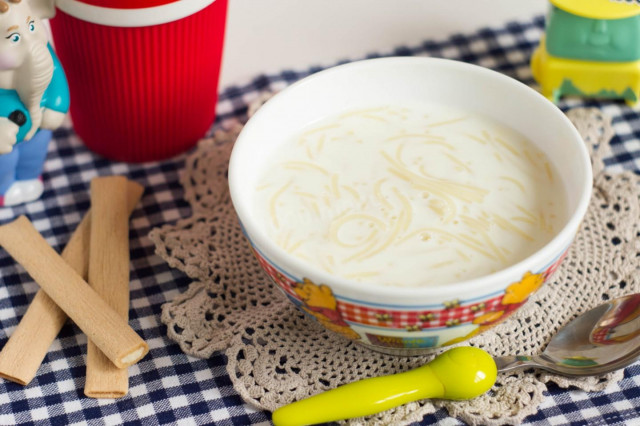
[[271, 346, 497, 426]]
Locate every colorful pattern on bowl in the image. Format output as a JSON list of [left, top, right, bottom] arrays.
[[250, 239, 568, 351]]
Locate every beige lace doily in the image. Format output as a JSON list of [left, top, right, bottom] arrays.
[[149, 107, 640, 425]]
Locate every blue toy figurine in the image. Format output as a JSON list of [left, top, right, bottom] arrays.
[[0, 0, 69, 207]]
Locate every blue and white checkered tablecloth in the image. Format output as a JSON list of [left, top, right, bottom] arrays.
[[1, 14, 640, 426]]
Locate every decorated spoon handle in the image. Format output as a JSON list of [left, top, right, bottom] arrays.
[[271, 346, 497, 426]]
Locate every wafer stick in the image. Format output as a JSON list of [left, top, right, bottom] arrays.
[[0, 215, 148, 370], [0, 180, 143, 385], [85, 176, 132, 398]]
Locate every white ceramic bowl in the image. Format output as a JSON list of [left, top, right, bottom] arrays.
[[229, 57, 592, 355]]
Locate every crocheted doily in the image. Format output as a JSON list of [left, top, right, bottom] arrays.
[[149, 106, 640, 425]]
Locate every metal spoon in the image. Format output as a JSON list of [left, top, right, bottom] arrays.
[[272, 293, 640, 426], [495, 292, 640, 376]]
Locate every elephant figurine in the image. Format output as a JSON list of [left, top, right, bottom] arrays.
[[0, 0, 69, 207]]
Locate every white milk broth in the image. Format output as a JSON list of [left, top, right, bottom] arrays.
[[253, 104, 567, 287]]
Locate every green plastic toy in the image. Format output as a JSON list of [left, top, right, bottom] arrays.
[[531, 0, 640, 105], [271, 346, 497, 426]]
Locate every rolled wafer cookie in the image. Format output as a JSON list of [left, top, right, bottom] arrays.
[[85, 176, 135, 398], [0, 179, 144, 385], [0, 215, 147, 370]]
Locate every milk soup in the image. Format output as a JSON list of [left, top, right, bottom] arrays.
[[253, 104, 567, 287]]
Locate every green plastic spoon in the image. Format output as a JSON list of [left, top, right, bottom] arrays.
[[272, 346, 496, 426]]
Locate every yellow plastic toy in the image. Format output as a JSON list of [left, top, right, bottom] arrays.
[[531, 0, 640, 106], [271, 346, 497, 426]]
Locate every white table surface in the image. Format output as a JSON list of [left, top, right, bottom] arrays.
[[220, 0, 547, 88]]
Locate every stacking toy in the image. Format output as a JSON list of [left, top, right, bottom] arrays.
[[271, 347, 497, 426], [531, 0, 640, 106]]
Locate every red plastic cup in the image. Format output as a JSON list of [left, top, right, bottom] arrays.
[[49, 0, 228, 162]]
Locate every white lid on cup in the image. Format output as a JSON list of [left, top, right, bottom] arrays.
[[56, 0, 217, 27]]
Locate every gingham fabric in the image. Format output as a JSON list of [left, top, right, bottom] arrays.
[[1, 14, 640, 426]]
